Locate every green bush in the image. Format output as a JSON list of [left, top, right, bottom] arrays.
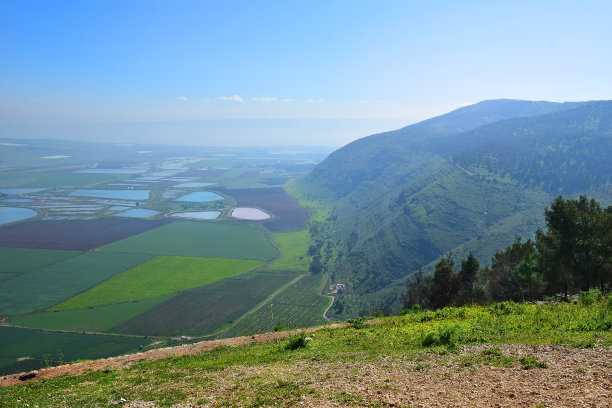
[[285, 333, 308, 350], [578, 289, 601, 306], [420, 323, 459, 347]]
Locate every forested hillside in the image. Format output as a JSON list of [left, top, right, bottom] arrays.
[[298, 100, 612, 317]]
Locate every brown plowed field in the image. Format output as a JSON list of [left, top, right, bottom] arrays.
[[0, 218, 169, 250]]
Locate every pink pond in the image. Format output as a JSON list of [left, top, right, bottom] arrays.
[[231, 207, 271, 220]]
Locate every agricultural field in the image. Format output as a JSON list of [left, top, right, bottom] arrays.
[[99, 221, 277, 260], [0, 252, 153, 315], [113, 271, 299, 336], [0, 218, 169, 250], [0, 140, 329, 374], [218, 187, 309, 232], [0, 326, 149, 376], [264, 230, 311, 272], [218, 273, 331, 338], [0, 248, 81, 274], [9, 295, 174, 332], [0, 171, 121, 188], [52, 256, 263, 310]]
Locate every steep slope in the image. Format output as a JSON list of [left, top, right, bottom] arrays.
[[298, 100, 611, 316]]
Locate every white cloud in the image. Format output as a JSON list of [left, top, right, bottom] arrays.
[[280, 98, 294, 103], [176, 96, 188, 102], [306, 98, 326, 103], [360, 100, 369, 104], [218, 95, 244, 103], [251, 97, 278, 103], [201, 97, 211, 102]]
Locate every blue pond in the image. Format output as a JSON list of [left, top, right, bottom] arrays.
[[0, 207, 37, 225], [70, 190, 151, 200], [74, 168, 148, 174], [174, 182, 217, 188], [0, 188, 46, 195], [1, 198, 34, 203], [116, 208, 159, 218], [170, 211, 221, 220], [176, 191, 223, 202]]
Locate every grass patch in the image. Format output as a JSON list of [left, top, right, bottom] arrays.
[[51, 256, 262, 310], [266, 230, 310, 272], [99, 221, 277, 260]]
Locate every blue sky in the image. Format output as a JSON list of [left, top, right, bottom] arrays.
[[1, 0, 611, 146]]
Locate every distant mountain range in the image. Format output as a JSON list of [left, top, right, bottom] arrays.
[[297, 99, 612, 317]]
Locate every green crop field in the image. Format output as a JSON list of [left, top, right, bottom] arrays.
[[0, 248, 81, 274], [0, 272, 14, 282], [0, 171, 120, 188], [219, 273, 331, 337], [9, 294, 174, 332], [0, 326, 149, 375], [52, 256, 263, 311], [99, 221, 277, 260], [264, 230, 310, 272], [113, 271, 299, 336], [0, 252, 153, 315]]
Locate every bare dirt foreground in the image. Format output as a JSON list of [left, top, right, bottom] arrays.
[[1, 327, 610, 407]]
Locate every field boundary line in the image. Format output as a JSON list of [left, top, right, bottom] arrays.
[[202, 273, 308, 339]]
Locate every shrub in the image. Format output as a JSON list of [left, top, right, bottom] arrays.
[[348, 318, 366, 329], [285, 333, 308, 351], [420, 323, 459, 348], [578, 289, 601, 306]]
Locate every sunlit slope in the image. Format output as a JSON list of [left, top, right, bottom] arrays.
[[298, 100, 612, 315]]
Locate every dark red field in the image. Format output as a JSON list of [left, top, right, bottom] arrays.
[[220, 187, 309, 232], [0, 218, 169, 250]]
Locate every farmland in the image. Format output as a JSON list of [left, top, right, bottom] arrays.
[[218, 187, 309, 232], [218, 273, 331, 338], [0, 171, 120, 188], [0, 326, 148, 376], [113, 271, 299, 336], [52, 256, 263, 310], [99, 221, 277, 260], [0, 252, 153, 315], [0, 140, 329, 374], [264, 230, 311, 272], [9, 295, 174, 332], [0, 248, 81, 274], [0, 218, 169, 250]]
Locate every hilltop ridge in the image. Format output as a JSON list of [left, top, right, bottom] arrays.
[[298, 100, 612, 317]]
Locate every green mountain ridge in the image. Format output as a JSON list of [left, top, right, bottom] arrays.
[[298, 99, 612, 317]]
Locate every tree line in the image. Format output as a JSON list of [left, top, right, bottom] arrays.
[[402, 195, 612, 309]]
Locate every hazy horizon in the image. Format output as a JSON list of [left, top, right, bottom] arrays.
[[1, 1, 611, 146]]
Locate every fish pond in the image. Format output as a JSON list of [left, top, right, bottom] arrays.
[[70, 190, 151, 200], [176, 191, 223, 202], [170, 211, 221, 220], [0, 207, 38, 226], [116, 209, 160, 218], [231, 207, 271, 220]]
